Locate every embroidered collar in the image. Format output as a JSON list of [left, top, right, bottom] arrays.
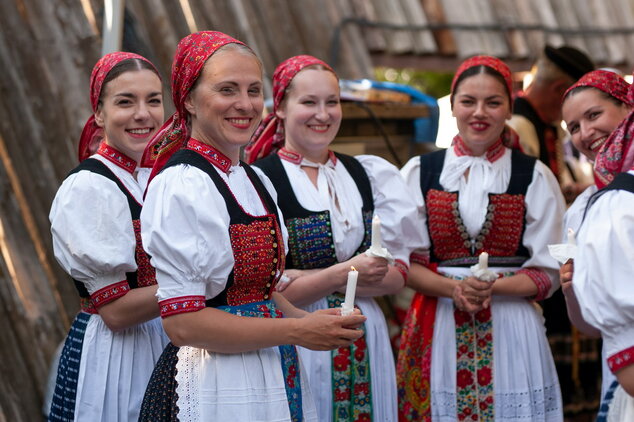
[[97, 143, 137, 174], [277, 147, 337, 166], [453, 136, 505, 163], [186, 138, 233, 173]]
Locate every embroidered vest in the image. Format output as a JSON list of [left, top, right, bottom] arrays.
[[67, 158, 156, 302], [420, 148, 536, 267], [254, 152, 374, 270], [163, 149, 285, 307]]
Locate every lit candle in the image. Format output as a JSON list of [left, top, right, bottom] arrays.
[[567, 228, 576, 245], [341, 266, 358, 316], [478, 251, 489, 270], [370, 214, 382, 252]]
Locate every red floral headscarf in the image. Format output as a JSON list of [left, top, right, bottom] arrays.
[[450, 55, 513, 108], [450, 55, 520, 151], [78, 52, 159, 162], [244, 55, 335, 164], [140, 31, 247, 179], [563, 70, 632, 107], [594, 108, 634, 188]]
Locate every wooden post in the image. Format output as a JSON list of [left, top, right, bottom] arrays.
[[101, 0, 125, 55]]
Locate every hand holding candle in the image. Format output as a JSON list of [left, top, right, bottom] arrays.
[[365, 214, 395, 264], [341, 266, 358, 316], [470, 251, 497, 282]]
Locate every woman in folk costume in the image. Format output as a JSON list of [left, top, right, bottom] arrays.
[[246, 55, 422, 421], [558, 69, 632, 415], [572, 82, 634, 421], [48, 52, 169, 421], [397, 55, 566, 421], [137, 33, 365, 422]]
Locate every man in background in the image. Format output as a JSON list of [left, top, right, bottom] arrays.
[[508, 45, 595, 202], [510, 45, 601, 421]]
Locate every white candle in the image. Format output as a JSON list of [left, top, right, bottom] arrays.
[[567, 228, 576, 245], [342, 266, 358, 315], [478, 252, 489, 270], [371, 214, 382, 252]]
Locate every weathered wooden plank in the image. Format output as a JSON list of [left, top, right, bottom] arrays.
[[604, 0, 634, 67], [489, 0, 530, 58], [573, 0, 609, 65], [129, 0, 183, 82], [341, 101, 429, 119], [244, 0, 301, 75], [285, 0, 334, 62], [0, 0, 89, 317], [442, 0, 488, 58], [549, 0, 596, 60], [420, 0, 457, 56], [314, 0, 374, 78], [399, 0, 437, 54], [513, 0, 547, 58], [348, 0, 388, 52], [368, 0, 416, 53], [531, 0, 567, 48], [470, 0, 509, 57]]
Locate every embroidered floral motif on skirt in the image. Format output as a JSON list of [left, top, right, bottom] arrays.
[[396, 291, 437, 422], [454, 307, 494, 421], [328, 294, 372, 421]]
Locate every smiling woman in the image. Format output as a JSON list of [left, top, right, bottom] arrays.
[[558, 70, 632, 413], [137, 32, 366, 422], [398, 55, 566, 421], [48, 52, 169, 422], [94, 68, 163, 163], [248, 55, 423, 422], [183, 46, 263, 161]]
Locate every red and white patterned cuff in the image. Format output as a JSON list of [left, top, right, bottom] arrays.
[[608, 346, 634, 374], [410, 250, 430, 268], [159, 295, 206, 318], [394, 259, 409, 284], [516, 267, 551, 301], [90, 280, 130, 309]]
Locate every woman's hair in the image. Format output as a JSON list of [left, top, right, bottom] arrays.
[[564, 85, 629, 107], [451, 65, 511, 107], [99, 58, 160, 104]]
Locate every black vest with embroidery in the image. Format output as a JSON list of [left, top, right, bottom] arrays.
[[163, 149, 285, 307], [66, 158, 156, 299], [254, 153, 374, 270], [419, 148, 536, 267]]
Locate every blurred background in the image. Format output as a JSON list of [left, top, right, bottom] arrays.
[[1, 0, 634, 419]]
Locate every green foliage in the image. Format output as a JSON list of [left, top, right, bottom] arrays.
[[374, 67, 454, 99]]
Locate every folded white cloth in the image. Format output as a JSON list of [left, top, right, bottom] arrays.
[[365, 246, 395, 265], [548, 228, 577, 264], [469, 261, 498, 282]]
